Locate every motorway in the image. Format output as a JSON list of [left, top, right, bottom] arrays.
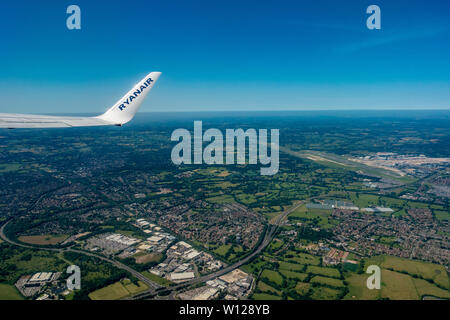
[[0, 220, 161, 290], [131, 200, 305, 300], [1, 199, 304, 299]]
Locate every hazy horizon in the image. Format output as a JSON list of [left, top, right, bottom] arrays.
[[1, 0, 449, 113]]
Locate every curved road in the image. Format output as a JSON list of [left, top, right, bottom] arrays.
[[1, 199, 305, 300], [131, 200, 305, 300], [0, 220, 161, 290]]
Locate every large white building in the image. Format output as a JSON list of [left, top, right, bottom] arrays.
[[170, 272, 195, 282], [29, 272, 53, 283]]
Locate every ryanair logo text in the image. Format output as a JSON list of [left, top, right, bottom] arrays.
[[118, 77, 154, 111]]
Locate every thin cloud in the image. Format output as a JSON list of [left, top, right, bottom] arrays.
[[284, 20, 358, 31], [335, 25, 450, 53]]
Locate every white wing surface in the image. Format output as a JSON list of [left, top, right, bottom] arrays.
[[0, 72, 161, 129]]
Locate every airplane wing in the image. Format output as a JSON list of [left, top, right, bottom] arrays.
[[0, 72, 161, 129], [0, 113, 112, 128]]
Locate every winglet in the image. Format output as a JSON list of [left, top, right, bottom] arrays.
[[97, 72, 161, 125]]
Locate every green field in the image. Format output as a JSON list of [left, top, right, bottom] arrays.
[[88, 279, 148, 300], [366, 255, 449, 289], [252, 293, 282, 300], [243, 227, 449, 301], [205, 195, 235, 204], [0, 284, 24, 300], [213, 244, 232, 257], [279, 270, 308, 281], [235, 193, 258, 205], [344, 273, 380, 300], [434, 210, 450, 221], [256, 280, 281, 295], [349, 194, 380, 208], [377, 236, 398, 246], [18, 234, 68, 246], [88, 282, 129, 300], [310, 276, 345, 288], [268, 239, 284, 251], [260, 269, 283, 286], [278, 261, 305, 272], [285, 252, 320, 265], [310, 286, 342, 300], [121, 279, 148, 294], [306, 265, 341, 278], [344, 268, 450, 300], [240, 257, 267, 275], [294, 282, 311, 295], [133, 252, 163, 264], [141, 271, 174, 286], [378, 269, 427, 300], [413, 277, 450, 299], [0, 245, 66, 284], [288, 205, 335, 229]]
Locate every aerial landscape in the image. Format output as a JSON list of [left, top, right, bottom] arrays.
[[0, 110, 448, 300], [0, 0, 449, 309]]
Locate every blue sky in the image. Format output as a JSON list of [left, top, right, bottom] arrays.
[[0, 0, 449, 113]]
